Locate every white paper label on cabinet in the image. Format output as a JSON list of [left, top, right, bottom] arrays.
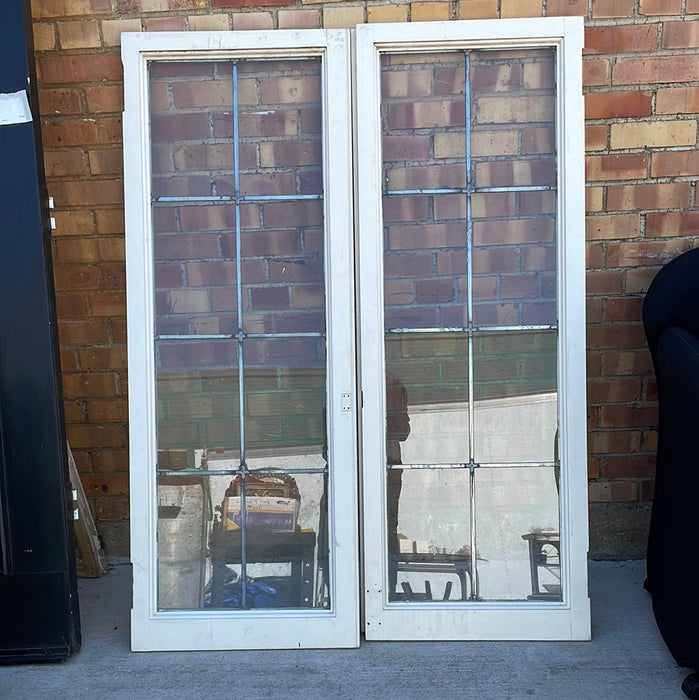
[[0, 90, 32, 126]]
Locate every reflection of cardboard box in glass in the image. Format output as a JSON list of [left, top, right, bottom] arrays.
[[223, 497, 299, 532], [229, 483, 290, 498], [399, 538, 429, 554], [157, 449, 191, 470], [225, 475, 299, 499]]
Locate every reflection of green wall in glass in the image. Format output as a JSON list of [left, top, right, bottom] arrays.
[[156, 367, 327, 459]]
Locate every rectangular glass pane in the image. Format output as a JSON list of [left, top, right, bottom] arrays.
[[384, 194, 467, 330], [157, 470, 330, 611], [244, 338, 326, 470], [241, 200, 325, 335], [381, 52, 467, 192], [156, 341, 240, 454], [474, 466, 560, 601], [237, 58, 322, 198], [150, 61, 231, 200], [472, 194, 556, 327], [385, 333, 469, 466], [471, 49, 556, 190], [149, 59, 322, 199], [207, 471, 328, 610], [473, 330, 557, 464], [157, 474, 211, 610], [153, 203, 239, 336], [388, 467, 472, 602]]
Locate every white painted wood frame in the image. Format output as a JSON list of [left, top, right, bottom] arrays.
[[123, 29, 359, 651], [356, 18, 590, 641]]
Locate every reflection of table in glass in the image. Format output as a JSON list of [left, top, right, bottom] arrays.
[[522, 531, 561, 600], [209, 528, 316, 608], [393, 553, 475, 601]]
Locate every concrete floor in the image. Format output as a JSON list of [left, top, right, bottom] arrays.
[[0, 560, 691, 699]]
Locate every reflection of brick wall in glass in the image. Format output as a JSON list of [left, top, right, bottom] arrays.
[[381, 49, 557, 332], [148, 60, 327, 457]]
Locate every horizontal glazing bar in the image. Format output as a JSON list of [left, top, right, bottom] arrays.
[[389, 461, 559, 471], [474, 324, 557, 333], [243, 194, 322, 202], [384, 188, 467, 196], [157, 467, 329, 477], [385, 327, 468, 334], [154, 196, 235, 203], [475, 185, 554, 194], [387, 463, 468, 470], [156, 332, 325, 341], [384, 185, 555, 197], [475, 461, 559, 469], [246, 332, 325, 339], [247, 467, 328, 475], [153, 193, 323, 204], [385, 324, 556, 334], [158, 470, 241, 477], [157, 334, 235, 340]]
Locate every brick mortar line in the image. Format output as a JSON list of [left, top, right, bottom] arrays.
[[585, 16, 698, 24], [583, 48, 699, 57], [30, 7, 699, 23], [584, 114, 699, 121], [584, 84, 699, 93]]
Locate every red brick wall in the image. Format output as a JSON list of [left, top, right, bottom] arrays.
[[30, 0, 699, 557]]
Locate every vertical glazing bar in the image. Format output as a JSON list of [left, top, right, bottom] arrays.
[[469, 465, 477, 599], [464, 50, 479, 600], [465, 50, 474, 466], [231, 61, 248, 606]]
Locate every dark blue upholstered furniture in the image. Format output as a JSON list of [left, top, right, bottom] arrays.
[[643, 247, 699, 697]]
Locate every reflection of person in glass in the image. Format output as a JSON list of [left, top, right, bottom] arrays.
[[386, 373, 410, 600]]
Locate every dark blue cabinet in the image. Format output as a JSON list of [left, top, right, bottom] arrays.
[[0, 0, 81, 662]]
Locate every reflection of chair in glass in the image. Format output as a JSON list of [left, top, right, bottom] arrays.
[[521, 531, 560, 600], [522, 436, 561, 600], [393, 547, 476, 601]]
